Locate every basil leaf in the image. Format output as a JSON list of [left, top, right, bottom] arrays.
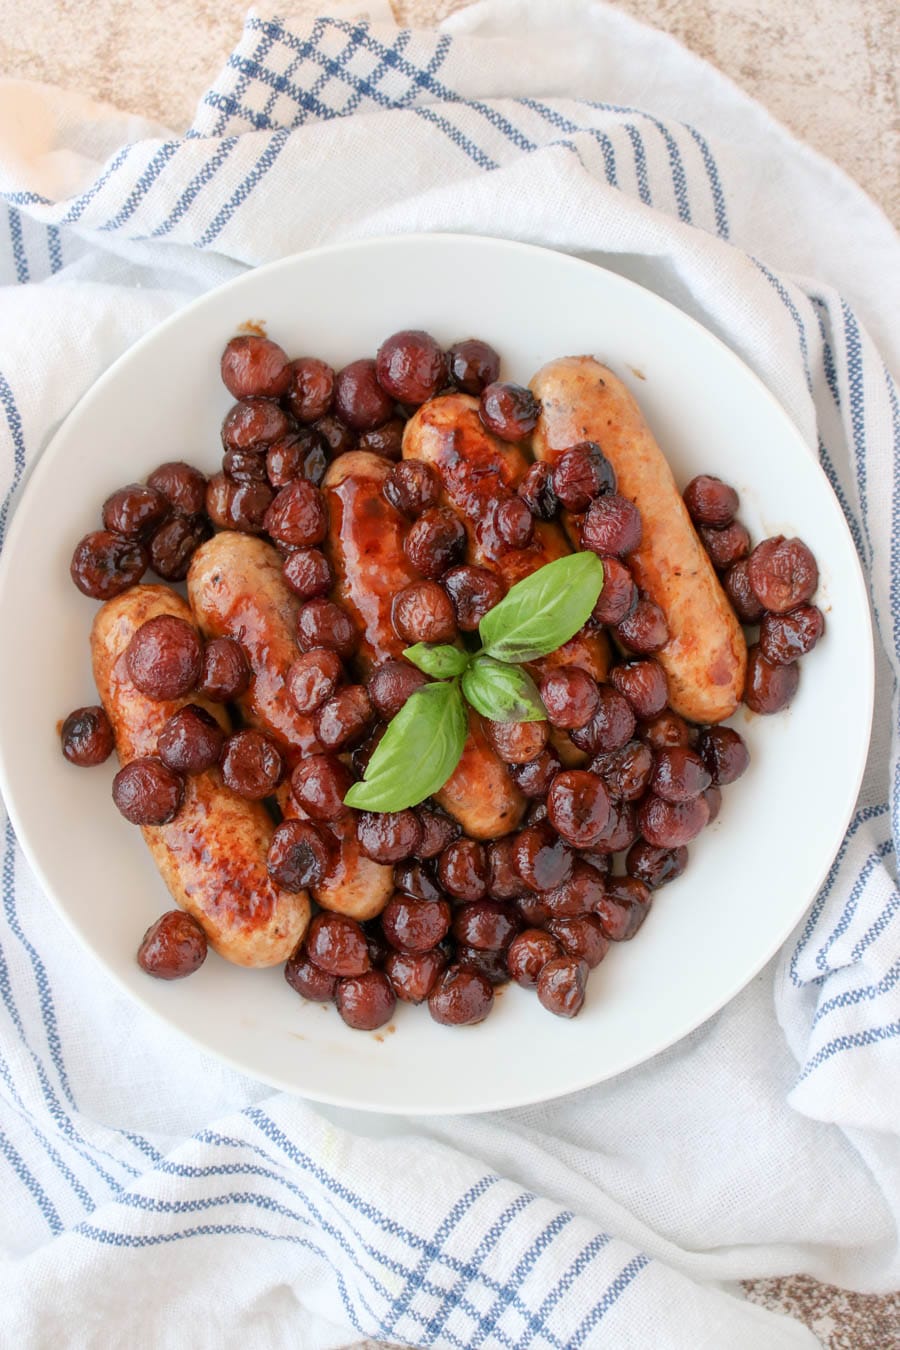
[[478, 552, 605, 663], [461, 655, 547, 723], [343, 680, 467, 812], [403, 643, 470, 679]]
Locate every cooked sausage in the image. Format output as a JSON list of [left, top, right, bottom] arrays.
[[323, 450, 420, 670], [187, 533, 319, 763], [188, 533, 393, 920], [323, 451, 525, 839], [440, 709, 528, 839], [401, 393, 563, 582], [91, 585, 309, 967], [277, 786, 393, 921], [530, 358, 747, 723], [402, 396, 609, 767], [401, 395, 610, 685]]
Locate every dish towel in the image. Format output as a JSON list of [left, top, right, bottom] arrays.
[[1, 2, 898, 1346]]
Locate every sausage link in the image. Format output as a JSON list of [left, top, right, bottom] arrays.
[[401, 395, 610, 684], [189, 534, 394, 920], [440, 708, 528, 839], [402, 395, 609, 767], [323, 450, 525, 839], [277, 785, 393, 921], [323, 450, 420, 670], [187, 533, 319, 763], [91, 585, 309, 967], [401, 394, 564, 583], [530, 357, 747, 723]]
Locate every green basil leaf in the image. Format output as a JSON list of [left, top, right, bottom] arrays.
[[343, 680, 467, 812], [403, 643, 470, 679], [478, 552, 605, 663], [461, 655, 547, 723]]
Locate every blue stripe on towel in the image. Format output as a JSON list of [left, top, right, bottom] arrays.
[[789, 804, 889, 986], [0, 371, 26, 547], [421, 1193, 538, 1343], [525, 1231, 612, 1340], [99, 142, 180, 232], [810, 956, 900, 1033], [245, 1107, 576, 1342], [8, 209, 28, 283], [2, 820, 78, 1109], [815, 840, 896, 974], [569, 1254, 650, 1345], [381, 1175, 499, 1335], [518, 99, 619, 187], [194, 128, 291, 250], [59, 146, 133, 226], [0, 1128, 63, 1234], [78, 1220, 366, 1333], [47, 225, 63, 274], [588, 100, 690, 222], [0, 1052, 96, 1211], [468, 1212, 575, 1348], [684, 124, 729, 237], [797, 1020, 900, 1083], [0, 826, 138, 1189], [149, 137, 240, 238]]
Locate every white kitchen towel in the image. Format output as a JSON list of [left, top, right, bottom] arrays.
[[0, 2, 898, 1346]]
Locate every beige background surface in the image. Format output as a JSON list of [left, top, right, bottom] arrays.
[[1, 1, 898, 1346]]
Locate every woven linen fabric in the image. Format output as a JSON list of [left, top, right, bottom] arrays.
[[0, 2, 898, 1346]]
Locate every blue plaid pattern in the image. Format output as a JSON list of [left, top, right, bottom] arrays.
[[0, 11, 898, 1345], [0, 17, 731, 249]]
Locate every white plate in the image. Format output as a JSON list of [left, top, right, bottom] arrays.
[[0, 235, 873, 1115]]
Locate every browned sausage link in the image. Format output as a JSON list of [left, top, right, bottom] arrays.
[[188, 536, 394, 921], [530, 358, 747, 724], [401, 394, 564, 582], [441, 709, 529, 839], [91, 585, 309, 967], [187, 533, 319, 764], [401, 394, 610, 684], [322, 450, 525, 839], [277, 784, 393, 921], [322, 451, 418, 671], [402, 395, 610, 768]]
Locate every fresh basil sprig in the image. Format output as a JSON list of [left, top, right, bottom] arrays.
[[461, 656, 546, 723], [403, 643, 470, 679], [479, 552, 605, 663], [344, 681, 467, 812], [344, 551, 604, 812]]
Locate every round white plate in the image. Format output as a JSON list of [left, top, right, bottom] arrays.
[[0, 235, 873, 1115]]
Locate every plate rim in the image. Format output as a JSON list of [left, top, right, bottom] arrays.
[[0, 232, 876, 1114]]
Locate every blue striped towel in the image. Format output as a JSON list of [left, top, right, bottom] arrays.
[[1, 3, 898, 1346]]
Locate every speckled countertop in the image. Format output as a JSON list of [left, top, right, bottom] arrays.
[[1, 1, 898, 1346]]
